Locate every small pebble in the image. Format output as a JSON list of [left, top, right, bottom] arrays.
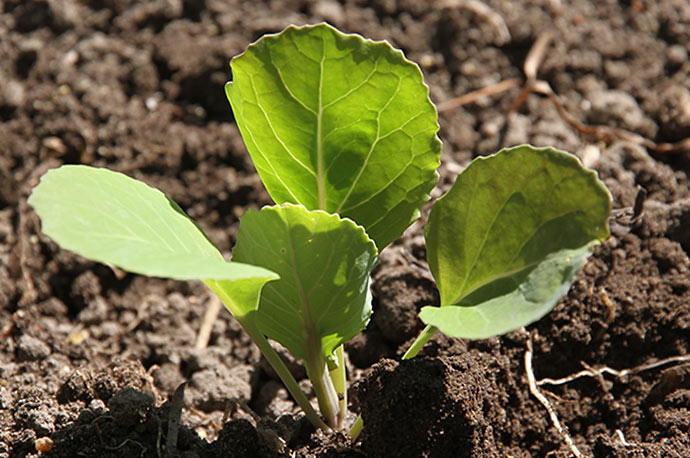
[[666, 44, 688, 68], [88, 399, 107, 414], [16, 335, 51, 362], [312, 0, 345, 24], [35, 437, 54, 453]]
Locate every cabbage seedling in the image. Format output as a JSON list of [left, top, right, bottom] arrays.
[[29, 23, 611, 437], [29, 23, 441, 431], [224, 23, 441, 428], [350, 144, 611, 439], [28, 166, 328, 430]]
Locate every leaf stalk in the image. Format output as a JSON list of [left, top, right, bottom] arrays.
[[402, 324, 438, 360], [329, 344, 347, 429], [241, 321, 331, 431], [205, 280, 330, 431], [306, 354, 340, 429]]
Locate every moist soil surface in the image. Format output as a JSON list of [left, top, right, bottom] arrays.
[[2, 1, 690, 457]]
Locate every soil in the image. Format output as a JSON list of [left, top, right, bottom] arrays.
[[1, 0, 689, 457]]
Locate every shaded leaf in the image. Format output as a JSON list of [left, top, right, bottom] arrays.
[[422, 145, 611, 338], [233, 203, 377, 360], [419, 244, 594, 338]]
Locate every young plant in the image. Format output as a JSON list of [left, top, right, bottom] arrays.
[[27, 166, 328, 429], [29, 23, 441, 431], [222, 24, 611, 437], [224, 23, 441, 427], [347, 144, 611, 439], [30, 23, 611, 439]]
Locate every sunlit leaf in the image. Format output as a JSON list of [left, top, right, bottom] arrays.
[[226, 23, 440, 249], [28, 165, 277, 284]]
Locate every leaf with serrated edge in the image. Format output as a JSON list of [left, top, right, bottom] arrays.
[[226, 23, 440, 249], [28, 165, 278, 287], [421, 145, 611, 338], [233, 203, 378, 360]]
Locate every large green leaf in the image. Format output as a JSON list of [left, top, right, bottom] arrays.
[[233, 203, 378, 360], [226, 23, 441, 249], [421, 145, 611, 338], [28, 165, 277, 286]]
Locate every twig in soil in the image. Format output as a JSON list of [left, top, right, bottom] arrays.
[[165, 382, 186, 458], [437, 31, 690, 154], [525, 336, 585, 458], [527, 81, 690, 154], [437, 78, 522, 112], [537, 353, 690, 386], [440, 0, 511, 45], [580, 361, 609, 392], [614, 429, 637, 447], [195, 294, 222, 349], [523, 32, 553, 81]]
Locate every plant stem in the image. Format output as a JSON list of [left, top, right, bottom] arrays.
[[402, 324, 438, 360], [307, 363, 339, 429], [329, 344, 347, 429], [349, 414, 364, 442], [204, 280, 330, 431], [306, 352, 340, 429], [242, 321, 331, 432]]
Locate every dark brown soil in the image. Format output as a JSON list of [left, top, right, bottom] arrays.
[[2, 1, 689, 457]]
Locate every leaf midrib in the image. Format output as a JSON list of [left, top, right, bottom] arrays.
[[316, 36, 326, 210], [282, 208, 319, 354]]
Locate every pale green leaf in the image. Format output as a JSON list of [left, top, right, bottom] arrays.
[[422, 145, 611, 338], [233, 203, 378, 360], [226, 23, 441, 249], [205, 278, 276, 321], [419, 244, 594, 339], [28, 165, 277, 284]]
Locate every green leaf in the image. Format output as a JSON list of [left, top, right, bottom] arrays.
[[28, 165, 278, 284], [419, 244, 594, 339], [226, 23, 441, 249], [422, 145, 611, 338], [232, 203, 378, 360]]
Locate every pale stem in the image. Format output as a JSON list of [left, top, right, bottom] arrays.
[[402, 324, 438, 360], [239, 319, 331, 432], [204, 280, 329, 431], [306, 354, 340, 429], [329, 344, 347, 429], [349, 414, 364, 442]]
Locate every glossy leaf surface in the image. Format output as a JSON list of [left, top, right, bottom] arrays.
[[420, 244, 594, 338], [226, 23, 440, 249]]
